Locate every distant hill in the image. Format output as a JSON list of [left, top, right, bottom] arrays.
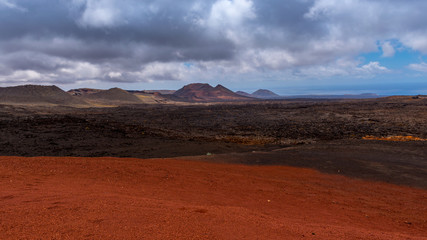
[[173, 83, 253, 102], [236, 89, 280, 99], [69, 88, 169, 104], [79, 88, 143, 105], [0, 84, 386, 107], [126, 90, 171, 104], [85, 88, 141, 104], [68, 88, 103, 96], [251, 89, 280, 99], [0, 85, 86, 106], [283, 93, 380, 99], [235, 91, 253, 98], [136, 90, 176, 95]]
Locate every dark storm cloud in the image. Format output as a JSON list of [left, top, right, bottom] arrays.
[[2, 52, 66, 72], [0, 0, 238, 67], [254, 1, 326, 40], [0, 0, 426, 85]]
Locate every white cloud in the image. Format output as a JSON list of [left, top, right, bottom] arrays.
[[136, 62, 197, 82], [12, 70, 41, 80], [242, 49, 297, 70], [0, 0, 26, 11], [204, 0, 256, 43], [208, 0, 255, 27], [292, 59, 389, 79], [0, 70, 42, 84], [401, 32, 427, 54], [107, 72, 122, 78], [381, 41, 395, 57], [59, 62, 100, 79], [76, 0, 123, 27], [408, 62, 427, 73], [0, 49, 105, 84], [305, 0, 427, 56], [359, 61, 389, 73]]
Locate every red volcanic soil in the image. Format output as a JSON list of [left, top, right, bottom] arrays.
[[1, 156, 426, 239]]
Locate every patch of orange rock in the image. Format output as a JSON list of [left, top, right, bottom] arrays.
[[363, 135, 427, 141]]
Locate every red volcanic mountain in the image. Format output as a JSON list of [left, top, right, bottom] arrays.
[[173, 83, 253, 102]]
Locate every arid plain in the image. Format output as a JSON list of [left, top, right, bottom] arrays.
[[1, 84, 426, 239]]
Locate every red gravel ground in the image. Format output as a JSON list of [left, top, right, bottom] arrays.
[[1, 156, 426, 239]]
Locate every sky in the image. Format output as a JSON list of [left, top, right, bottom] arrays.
[[0, 0, 426, 95]]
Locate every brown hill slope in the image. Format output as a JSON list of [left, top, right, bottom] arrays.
[[0, 85, 86, 106], [68, 88, 103, 96], [173, 83, 253, 102], [82, 88, 143, 105], [128, 91, 171, 104]]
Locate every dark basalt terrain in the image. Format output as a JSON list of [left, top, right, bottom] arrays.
[[0, 97, 426, 188]]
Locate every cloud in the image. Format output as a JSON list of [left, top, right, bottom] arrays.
[[77, 0, 123, 28], [401, 32, 427, 54], [203, 0, 256, 43], [381, 41, 395, 57], [208, 0, 255, 27], [291, 59, 389, 79], [0, 0, 426, 87], [359, 61, 389, 74], [408, 62, 427, 73], [0, 0, 26, 11]]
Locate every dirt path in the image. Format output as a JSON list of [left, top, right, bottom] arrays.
[[1, 156, 426, 239]]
